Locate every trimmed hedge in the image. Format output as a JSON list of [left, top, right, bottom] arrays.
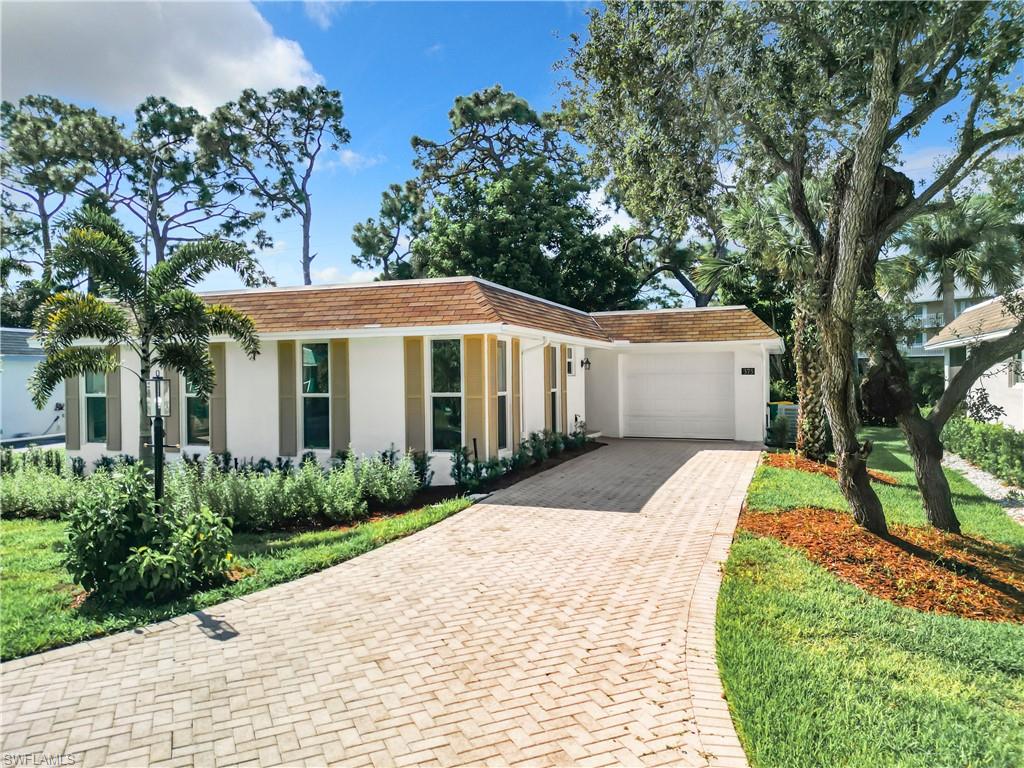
[[943, 416, 1024, 487]]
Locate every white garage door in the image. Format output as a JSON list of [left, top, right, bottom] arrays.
[[622, 352, 735, 439]]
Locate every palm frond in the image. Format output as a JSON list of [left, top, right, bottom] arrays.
[[49, 226, 143, 301], [28, 345, 118, 409], [156, 341, 215, 399], [205, 304, 260, 359], [33, 291, 132, 355], [150, 238, 274, 294]]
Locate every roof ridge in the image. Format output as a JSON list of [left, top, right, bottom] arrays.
[[591, 306, 748, 315], [199, 275, 477, 297], [466, 280, 503, 324]]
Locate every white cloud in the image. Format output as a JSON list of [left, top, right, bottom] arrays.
[[318, 148, 386, 173], [304, 1, 346, 31], [1, 1, 320, 113], [425, 43, 444, 57], [311, 266, 379, 284]]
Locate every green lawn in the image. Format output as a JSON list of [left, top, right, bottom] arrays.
[[1, 496, 472, 661], [719, 426, 1024, 768]]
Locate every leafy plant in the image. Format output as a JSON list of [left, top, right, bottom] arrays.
[[528, 432, 548, 465], [0, 466, 81, 519], [767, 415, 791, 448], [64, 463, 231, 601], [942, 417, 1024, 487], [323, 460, 366, 523], [358, 453, 418, 509], [450, 447, 482, 492], [410, 450, 434, 488], [964, 387, 1007, 423]]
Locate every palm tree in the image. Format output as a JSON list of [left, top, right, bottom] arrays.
[[885, 195, 1024, 326], [701, 177, 832, 461], [29, 206, 271, 463]]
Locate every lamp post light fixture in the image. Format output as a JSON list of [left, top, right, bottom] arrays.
[[145, 372, 172, 509]]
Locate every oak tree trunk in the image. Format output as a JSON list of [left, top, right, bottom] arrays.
[[899, 411, 960, 532]]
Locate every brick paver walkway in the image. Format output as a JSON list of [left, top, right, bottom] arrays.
[[2, 439, 760, 768]]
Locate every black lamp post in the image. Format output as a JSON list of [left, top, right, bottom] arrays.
[[146, 372, 171, 510]]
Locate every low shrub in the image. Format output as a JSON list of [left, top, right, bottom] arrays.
[[323, 459, 366, 523], [359, 453, 419, 509], [528, 432, 548, 465], [942, 416, 1024, 487], [64, 463, 231, 602], [544, 429, 565, 457], [450, 429, 589, 491], [411, 450, 434, 488], [0, 466, 81, 519], [451, 446, 483, 492], [1, 446, 75, 477]]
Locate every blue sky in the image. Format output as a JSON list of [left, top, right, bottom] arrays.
[[2, 1, 1017, 295], [252, 1, 593, 288], [3, 1, 597, 291]]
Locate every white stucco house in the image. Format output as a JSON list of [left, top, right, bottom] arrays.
[[63, 277, 783, 483], [1, 327, 64, 445], [925, 293, 1024, 431]]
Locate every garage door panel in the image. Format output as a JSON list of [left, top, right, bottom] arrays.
[[622, 352, 734, 439]]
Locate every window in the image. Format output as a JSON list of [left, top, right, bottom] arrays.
[[566, 347, 575, 377], [948, 346, 967, 367], [184, 379, 210, 446], [431, 339, 462, 451], [301, 343, 330, 449], [497, 340, 508, 450], [84, 371, 107, 444], [548, 345, 559, 428]]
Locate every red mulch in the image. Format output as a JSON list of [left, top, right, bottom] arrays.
[[763, 451, 899, 486], [740, 507, 1024, 623]]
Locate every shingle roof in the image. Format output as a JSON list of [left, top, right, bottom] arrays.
[[925, 293, 1023, 348], [0, 327, 43, 356], [593, 307, 780, 344], [200, 277, 781, 345]]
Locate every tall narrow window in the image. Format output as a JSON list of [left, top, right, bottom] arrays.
[[548, 345, 558, 429], [84, 371, 107, 444], [184, 379, 210, 446], [431, 339, 462, 451], [496, 340, 508, 450], [566, 347, 575, 377], [301, 342, 330, 449]]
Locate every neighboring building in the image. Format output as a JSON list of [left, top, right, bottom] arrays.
[[0, 327, 64, 444], [64, 276, 783, 483], [902, 277, 993, 358], [925, 294, 1024, 431]]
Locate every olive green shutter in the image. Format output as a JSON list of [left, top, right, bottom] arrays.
[[511, 339, 521, 449], [65, 376, 81, 450], [560, 344, 569, 433], [209, 343, 227, 454], [464, 334, 485, 459], [543, 344, 552, 431], [404, 337, 425, 452], [330, 339, 350, 454], [105, 348, 121, 452], [164, 372, 180, 452], [278, 340, 297, 456]]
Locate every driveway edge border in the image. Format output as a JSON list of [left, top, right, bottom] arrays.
[[683, 452, 759, 768]]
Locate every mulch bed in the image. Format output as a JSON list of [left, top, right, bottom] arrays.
[[740, 507, 1024, 623], [763, 452, 899, 486]]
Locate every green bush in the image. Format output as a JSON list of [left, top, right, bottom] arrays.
[[323, 459, 367, 523], [0, 465, 81, 519], [943, 416, 1024, 487], [528, 432, 549, 465], [450, 446, 483, 492], [0, 446, 75, 476], [358, 453, 419, 508], [64, 463, 231, 601]]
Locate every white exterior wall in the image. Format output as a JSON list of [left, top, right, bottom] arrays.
[[221, 341, 279, 462], [73, 347, 142, 470], [584, 347, 622, 438], [349, 337, 406, 457], [733, 346, 768, 441], [566, 344, 586, 431], [1, 356, 63, 440], [968, 355, 1024, 431], [521, 342, 546, 435]]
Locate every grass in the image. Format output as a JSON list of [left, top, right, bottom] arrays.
[[718, 426, 1024, 768], [1, 496, 472, 661]]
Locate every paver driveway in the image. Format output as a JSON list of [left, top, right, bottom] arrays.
[[2, 439, 761, 768]]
